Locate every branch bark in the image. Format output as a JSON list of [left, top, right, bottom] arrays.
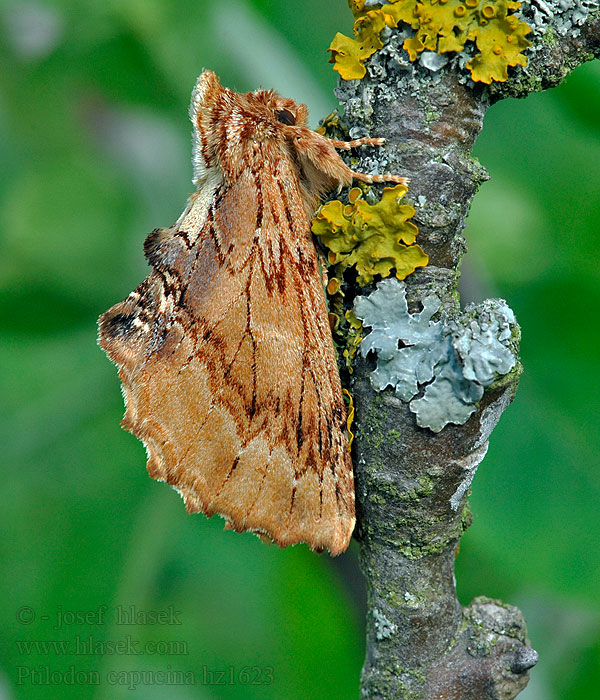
[[331, 4, 600, 698]]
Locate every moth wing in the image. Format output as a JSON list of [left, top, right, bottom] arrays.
[[98, 172, 355, 555]]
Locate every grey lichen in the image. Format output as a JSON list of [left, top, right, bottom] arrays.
[[374, 607, 398, 640], [354, 279, 518, 432], [452, 299, 517, 385], [420, 51, 449, 72], [522, 0, 599, 37]]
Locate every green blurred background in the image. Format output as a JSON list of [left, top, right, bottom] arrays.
[[1, 1, 598, 698]]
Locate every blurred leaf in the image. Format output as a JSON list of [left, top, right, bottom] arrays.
[[1, 154, 133, 306]]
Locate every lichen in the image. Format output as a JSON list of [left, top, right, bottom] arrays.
[[354, 278, 518, 432], [329, 31, 371, 81], [343, 388, 356, 447], [361, 392, 388, 451], [386, 428, 403, 444], [373, 607, 398, 639], [312, 185, 428, 287], [465, 2, 533, 83], [396, 539, 449, 558], [521, 0, 598, 38], [329, 1, 416, 79], [316, 110, 348, 140], [329, 0, 532, 84], [343, 309, 365, 371]]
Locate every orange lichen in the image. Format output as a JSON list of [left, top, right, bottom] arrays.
[[329, 0, 531, 84]]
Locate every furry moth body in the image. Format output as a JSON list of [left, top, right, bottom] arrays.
[[98, 71, 406, 555]]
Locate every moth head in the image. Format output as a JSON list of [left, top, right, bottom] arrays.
[[244, 89, 309, 140], [190, 72, 313, 186]]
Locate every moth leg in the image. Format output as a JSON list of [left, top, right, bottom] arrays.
[[329, 138, 409, 185], [352, 171, 409, 185], [329, 137, 386, 150]]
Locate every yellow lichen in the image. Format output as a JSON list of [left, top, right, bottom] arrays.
[[343, 388, 355, 448], [328, 32, 369, 80], [316, 110, 347, 139], [404, 0, 532, 84], [343, 309, 364, 372], [466, 4, 532, 83], [407, 0, 475, 57], [348, 0, 368, 15], [329, 0, 531, 84], [329, 1, 414, 80], [312, 184, 428, 287]]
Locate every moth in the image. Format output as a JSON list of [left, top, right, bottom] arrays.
[[98, 71, 406, 555]]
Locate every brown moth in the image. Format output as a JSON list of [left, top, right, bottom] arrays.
[[98, 71, 406, 555]]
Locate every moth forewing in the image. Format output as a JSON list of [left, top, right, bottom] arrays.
[[99, 70, 403, 555]]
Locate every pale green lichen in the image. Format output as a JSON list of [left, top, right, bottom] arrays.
[[329, 0, 532, 84], [354, 278, 518, 432], [373, 607, 398, 640], [386, 428, 403, 445]]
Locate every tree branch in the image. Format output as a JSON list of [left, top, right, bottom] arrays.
[[330, 3, 600, 698]]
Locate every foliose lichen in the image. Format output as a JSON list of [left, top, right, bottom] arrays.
[[329, 0, 414, 79], [329, 0, 533, 84], [520, 0, 598, 39], [343, 388, 356, 447], [354, 278, 518, 432], [312, 185, 428, 288], [373, 607, 398, 639], [344, 309, 365, 371]]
